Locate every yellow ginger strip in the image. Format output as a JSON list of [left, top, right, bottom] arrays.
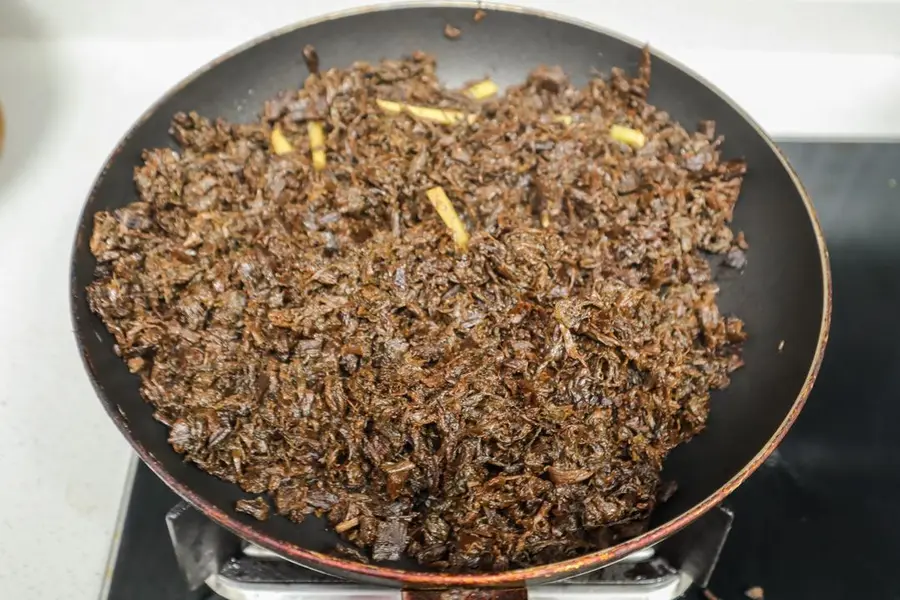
[[270, 126, 294, 155], [377, 99, 476, 125], [307, 121, 326, 171], [610, 124, 646, 149], [465, 79, 499, 100], [426, 186, 469, 251]]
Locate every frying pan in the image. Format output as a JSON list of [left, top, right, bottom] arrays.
[[69, 2, 831, 592]]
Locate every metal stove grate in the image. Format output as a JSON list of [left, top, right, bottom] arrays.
[[167, 502, 732, 600]]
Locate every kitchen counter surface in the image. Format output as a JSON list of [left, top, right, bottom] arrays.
[[1, 20, 899, 599]]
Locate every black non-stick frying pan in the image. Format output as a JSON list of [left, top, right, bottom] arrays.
[[70, 3, 831, 591]]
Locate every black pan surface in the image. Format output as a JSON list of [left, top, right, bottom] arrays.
[[70, 4, 830, 587]]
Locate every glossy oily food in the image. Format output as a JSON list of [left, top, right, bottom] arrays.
[[86, 47, 747, 571]]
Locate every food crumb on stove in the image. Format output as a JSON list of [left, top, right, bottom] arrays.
[[473, 9, 487, 22], [778, 340, 785, 352], [236, 497, 271, 521], [444, 23, 462, 39], [703, 589, 722, 600], [745, 586, 765, 599]]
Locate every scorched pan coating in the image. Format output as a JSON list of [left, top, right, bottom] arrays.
[[71, 4, 830, 588]]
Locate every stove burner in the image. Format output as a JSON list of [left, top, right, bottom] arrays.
[[166, 502, 732, 600]]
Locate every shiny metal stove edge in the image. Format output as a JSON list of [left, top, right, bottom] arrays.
[[98, 457, 140, 600], [206, 572, 689, 600]]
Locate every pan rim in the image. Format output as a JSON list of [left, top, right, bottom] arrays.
[[70, 0, 833, 587]]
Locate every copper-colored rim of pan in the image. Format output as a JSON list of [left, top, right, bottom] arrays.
[[77, 1, 832, 587]]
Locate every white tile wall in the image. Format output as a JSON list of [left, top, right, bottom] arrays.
[[3, 0, 900, 54]]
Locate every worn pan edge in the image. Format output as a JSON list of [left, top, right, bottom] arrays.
[[69, 0, 833, 588]]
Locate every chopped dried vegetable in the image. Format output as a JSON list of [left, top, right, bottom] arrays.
[[87, 47, 747, 572]]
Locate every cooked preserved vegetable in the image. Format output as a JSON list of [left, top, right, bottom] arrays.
[[87, 48, 747, 571]]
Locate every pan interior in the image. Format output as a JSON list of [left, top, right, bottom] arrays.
[[71, 5, 825, 579]]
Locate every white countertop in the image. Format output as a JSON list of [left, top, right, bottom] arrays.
[[1, 4, 899, 598]]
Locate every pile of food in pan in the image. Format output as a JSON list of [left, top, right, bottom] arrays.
[[87, 45, 747, 571]]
